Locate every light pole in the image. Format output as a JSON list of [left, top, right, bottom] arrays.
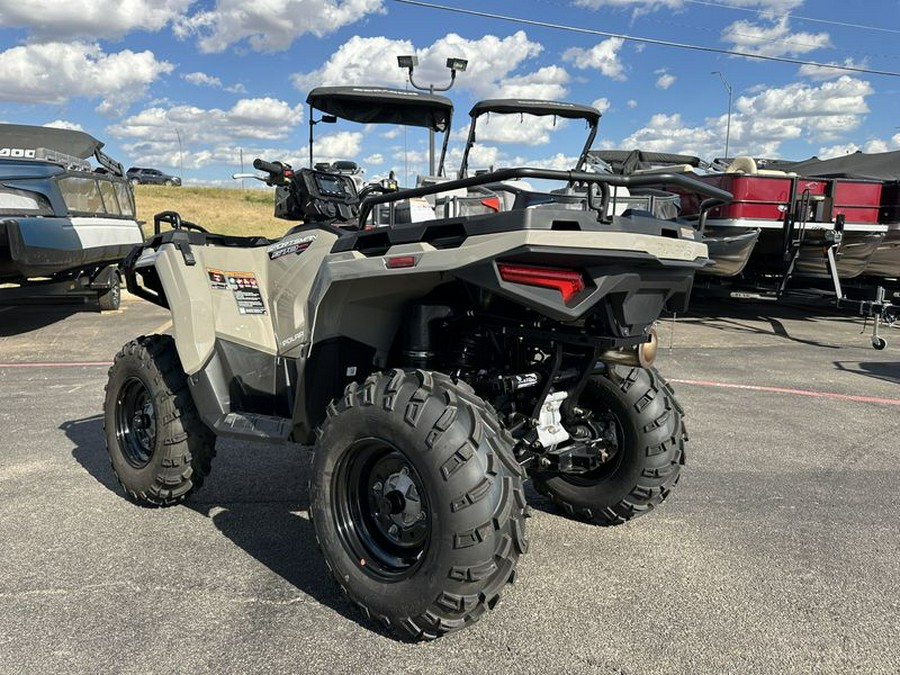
[[397, 55, 468, 176], [174, 126, 184, 182], [712, 71, 733, 161]]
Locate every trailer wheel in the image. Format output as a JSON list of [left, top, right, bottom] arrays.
[[310, 370, 528, 640], [533, 365, 686, 526], [97, 277, 121, 311], [104, 334, 215, 506]]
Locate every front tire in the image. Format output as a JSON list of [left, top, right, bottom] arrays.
[[310, 370, 528, 640], [533, 364, 686, 526], [104, 335, 215, 506]]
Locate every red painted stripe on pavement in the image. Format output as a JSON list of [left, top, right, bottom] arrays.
[[0, 361, 113, 368], [2, 364, 897, 406], [671, 378, 900, 406]]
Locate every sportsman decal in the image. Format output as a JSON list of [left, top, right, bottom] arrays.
[[267, 234, 318, 260]]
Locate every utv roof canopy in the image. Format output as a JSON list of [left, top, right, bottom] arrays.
[[468, 99, 602, 125], [306, 86, 455, 175], [0, 123, 124, 176], [306, 86, 454, 131], [459, 98, 603, 177]]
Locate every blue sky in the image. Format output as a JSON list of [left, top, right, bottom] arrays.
[[1, 0, 898, 186]]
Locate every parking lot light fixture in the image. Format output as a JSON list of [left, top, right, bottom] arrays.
[[397, 54, 468, 175]]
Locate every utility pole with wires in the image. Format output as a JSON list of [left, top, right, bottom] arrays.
[[712, 71, 733, 161]]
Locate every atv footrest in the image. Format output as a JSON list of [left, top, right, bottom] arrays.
[[217, 412, 293, 443]]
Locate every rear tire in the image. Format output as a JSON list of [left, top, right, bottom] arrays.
[[310, 369, 528, 639], [533, 364, 686, 526], [104, 334, 215, 506]]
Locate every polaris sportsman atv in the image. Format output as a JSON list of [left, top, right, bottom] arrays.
[[104, 88, 731, 639]]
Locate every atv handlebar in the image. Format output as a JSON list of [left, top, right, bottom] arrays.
[[253, 158, 285, 178], [357, 167, 733, 226]]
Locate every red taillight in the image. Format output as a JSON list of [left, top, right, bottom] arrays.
[[480, 196, 501, 212], [497, 263, 586, 303]]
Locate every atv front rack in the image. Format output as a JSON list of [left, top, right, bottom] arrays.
[[357, 166, 732, 229]]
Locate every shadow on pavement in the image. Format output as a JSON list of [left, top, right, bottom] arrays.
[[833, 360, 900, 386], [63, 414, 392, 639], [63, 414, 120, 493], [0, 302, 94, 337], [664, 299, 848, 348]]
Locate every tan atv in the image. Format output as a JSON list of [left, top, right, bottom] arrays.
[[103, 87, 731, 640]]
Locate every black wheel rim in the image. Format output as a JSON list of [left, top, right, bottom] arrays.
[[332, 439, 431, 581], [115, 377, 157, 468]]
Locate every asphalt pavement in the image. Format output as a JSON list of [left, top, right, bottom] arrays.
[[1, 293, 898, 674]]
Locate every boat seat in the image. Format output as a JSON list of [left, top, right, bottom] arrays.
[[725, 156, 758, 174], [725, 157, 797, 178], [756, 169, 797, 177], [632, 164, 698, 175]]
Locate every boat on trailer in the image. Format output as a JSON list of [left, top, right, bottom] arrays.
[[0, 124, 143, 309], [785, 150, 900, 283], [586, 149, 761, 278], [663, 155, 886, 283]]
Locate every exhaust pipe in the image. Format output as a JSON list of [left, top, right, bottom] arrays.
[[599, 328, 658, 368]]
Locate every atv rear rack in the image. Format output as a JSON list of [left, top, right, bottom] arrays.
[[357, 166, 732, 229]]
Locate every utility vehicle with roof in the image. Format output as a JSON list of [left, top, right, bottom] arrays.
[[0, 124, 142, 309]]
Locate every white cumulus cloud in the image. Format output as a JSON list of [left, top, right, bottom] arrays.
[[44, 120, 86, 132], [573, 0, 804, 13], [619, 75, 875, 158], [293, 32, 575, 149], [819, 133, 900, 158], [175, 0, 385, 53], [798, 58, 869, 81], [655, 69, 676, 90], [0, 42, 173, 116], [292, 32, 553, 100], [721, 16, 830, 57], [562, 38, 627, 81], [593, 98, 611, 114], [0, 0, 192, 40], [110, 98, 305, 144]]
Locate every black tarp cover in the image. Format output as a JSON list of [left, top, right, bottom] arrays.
[[587, 149, 701, 174], [306, 86, 453, 131], [468, 99, 601, 124], [786, 150, 900, 181], [0, 124, 102, 159]]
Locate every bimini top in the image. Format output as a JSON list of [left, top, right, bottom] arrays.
[[588, 149, 703, 175], [306, 86, 453, 131], [786, 150, 900, 181], [468, 99, 602, 125]]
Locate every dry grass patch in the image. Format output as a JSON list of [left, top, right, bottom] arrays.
[[134, 185, 290, 239]]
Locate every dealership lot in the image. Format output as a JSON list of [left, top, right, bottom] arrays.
[[1, 295, 898, 674]]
